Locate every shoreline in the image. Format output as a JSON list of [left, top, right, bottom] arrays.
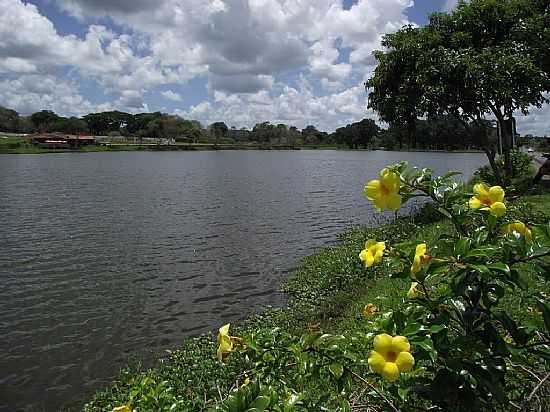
[[81, 191, 550, 411], [0, 143, 485, 155]]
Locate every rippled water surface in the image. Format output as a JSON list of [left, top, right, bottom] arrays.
[[0, 150, 486, 411]]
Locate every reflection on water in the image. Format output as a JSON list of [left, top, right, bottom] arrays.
[[0, 150, 486, 411]]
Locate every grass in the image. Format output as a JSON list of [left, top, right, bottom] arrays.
[[81, 188, 550, 411], [0, 136, 144, 154]]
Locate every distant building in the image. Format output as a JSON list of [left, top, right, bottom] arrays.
[[30, 134, 95, 149]]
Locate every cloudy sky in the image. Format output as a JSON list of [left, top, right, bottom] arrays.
[[0, 0, 547, 134]]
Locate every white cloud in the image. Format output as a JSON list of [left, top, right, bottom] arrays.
[[0, 74, 112, 115], [0, 0, 189, 102], [51, 0, 412, 94], [177, 80, 373, 131], [443, 0, 460, 11], [0, 0, 547, 134], [161, 90, 183, 102], [515, 101, 550, 137]]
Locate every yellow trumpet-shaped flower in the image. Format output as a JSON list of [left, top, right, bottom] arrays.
[[112, 406, 131, 412], [362, 303, 378, 318], [504, 221, 533, 243], [368, 334, 415, 382], [364, 168, 402, 211], [359, 240, 386, 268], [469, 183, 506, 217], [410, 243, 429, 277], [217, 323, 243, 362]]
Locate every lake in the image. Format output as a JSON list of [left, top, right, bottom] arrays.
[[0, 150, 486, 411]]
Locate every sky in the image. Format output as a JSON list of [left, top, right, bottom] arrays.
[[0, 0, 547, 135]]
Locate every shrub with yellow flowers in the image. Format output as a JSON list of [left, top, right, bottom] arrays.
[[209, 162, 550, 412]]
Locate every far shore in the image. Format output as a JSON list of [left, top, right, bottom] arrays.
[[0, 137, 485, 155]]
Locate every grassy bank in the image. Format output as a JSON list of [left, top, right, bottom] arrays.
[[1, 136, 486, 154], [82, 189, 550, 412], [0, 137, 145, 154]]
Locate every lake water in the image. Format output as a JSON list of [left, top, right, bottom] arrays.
[[0, 150, 486, 411]]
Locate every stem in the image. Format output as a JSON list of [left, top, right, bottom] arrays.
[[511, 251, 550, 264], [347, 368, 401, 412], [525, 373, 550, 405], [402, 180, 466, 236], [310, 348, 401, 412], [518, 341, 550, 349]]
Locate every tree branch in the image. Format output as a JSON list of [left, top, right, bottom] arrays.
[[511, 250, 550, 264]]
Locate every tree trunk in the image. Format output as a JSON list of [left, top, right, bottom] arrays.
[[407, 118, 417, 149], [491, 107, 513, 185], [483, 147, 502, 186], [498, 117, 514, 184]]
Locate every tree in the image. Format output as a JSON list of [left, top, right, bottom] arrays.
[[367, 0, 550, 183], [83, 111, 132, 135], [209, 122, 229, 145], [0, 106, 21, 132], [126, 112, 163, 135], [332, 119, 380, 149], [302, 125, 324, 144], [252, 122, 276, 143], [51, 117, 89, 134], [425, 0, 549, 181], [366, 26, 430, 149], [30, 110, 60, 132]]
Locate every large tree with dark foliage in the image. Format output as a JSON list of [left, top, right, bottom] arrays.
[[0, 106, 21, 132], [30, 110, 61, 132], [333, 118, 380, 149], [367, 0, 550, 183], [83, 111, 133, 135]]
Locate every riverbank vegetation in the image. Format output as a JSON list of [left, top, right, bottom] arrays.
[[83, 160, 550, 411], [80, 1, 550, 410]]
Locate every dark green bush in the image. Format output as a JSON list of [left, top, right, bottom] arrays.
[[473, 150, 535, 186]]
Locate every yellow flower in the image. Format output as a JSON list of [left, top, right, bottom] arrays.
[[407, 282, 422, 299], [112, 406, 131, 412], [410, 243, 428, 277], [359, 240, 386, 268], [217, 323, 243, 362], [240, 376, 251, 388], [362, 303, 378, 318], [469, 183, 506, 217], [368, 334, 415, 381], [364, 168, 402, 211], [504, 221, 533, 243]]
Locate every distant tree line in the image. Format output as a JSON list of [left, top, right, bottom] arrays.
[[1, 105, 501, 150]]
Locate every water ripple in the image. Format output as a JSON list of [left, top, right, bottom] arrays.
[[0, 150, 486, 411]]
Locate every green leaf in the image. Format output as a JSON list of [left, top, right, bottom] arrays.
[[487, 263, 510, 275], [455, 238, 471, 257], [442, 171, 462, 179], [429, 324, 446, 334], [329, 362, 344, 379], [436, 207, 452, 219], [402, 322, 424, 337], [413, 337, 437, 362], [467, 246, 498, 258], [398, 387, 410, 401], [468, 263, 490, 275], [246, 396, 271, 411]]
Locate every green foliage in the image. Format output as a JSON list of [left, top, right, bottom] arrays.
[[84, 169, 550, 412], [473, 150, 535, 186], [211, 163, 550, 412], [367, 0, 550, 176], [332, 119, 380, 149]]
